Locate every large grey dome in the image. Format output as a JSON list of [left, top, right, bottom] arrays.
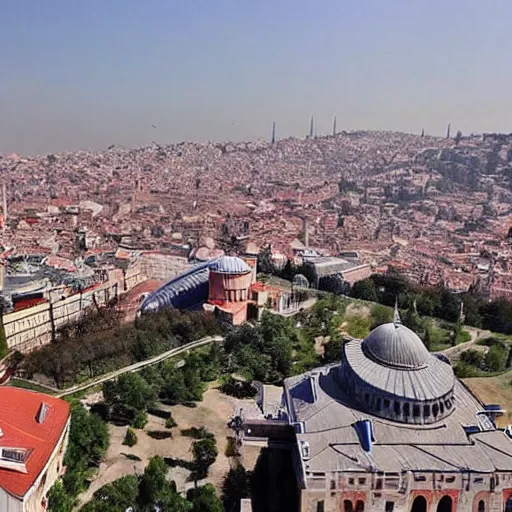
[[363, 323, 430, 369]]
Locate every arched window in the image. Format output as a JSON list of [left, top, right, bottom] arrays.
[[411, 496, 427, 512], [413, 405, 421, 417], [394, 401, 401, 415], [344, 500, 353, 512], [437, 495, 453, 512], [376, 398, 382, 411], [423, 405, 430, 417], [440, 402, 445, 414], [433, 403, 439, 416], [477, 499, 485, 512], [403, 403, 410, 416], [355, 500, 364, 512]]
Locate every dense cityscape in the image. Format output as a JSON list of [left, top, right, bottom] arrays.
[[2, 127, 512, 512]]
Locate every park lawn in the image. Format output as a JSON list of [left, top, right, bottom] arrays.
[[463, 370, 512, 428]]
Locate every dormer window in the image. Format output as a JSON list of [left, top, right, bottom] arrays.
[[1, 447, 31, 463], [36, 402, 49, 424]]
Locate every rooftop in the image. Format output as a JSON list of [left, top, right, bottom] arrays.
[[0, 388, 70, 498], [285, 366, 512, 474]]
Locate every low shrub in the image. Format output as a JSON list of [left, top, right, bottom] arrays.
[[123, 427, 138, 447]]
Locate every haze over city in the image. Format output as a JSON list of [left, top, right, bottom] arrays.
[[1, 0, 512, 155]]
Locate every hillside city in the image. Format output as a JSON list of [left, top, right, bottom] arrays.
[[3, 130, 512, 512]]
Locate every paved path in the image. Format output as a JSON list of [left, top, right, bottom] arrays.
[[54, 335, 224, 398]]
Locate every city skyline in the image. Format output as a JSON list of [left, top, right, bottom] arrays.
[[1, 0, 511, 154]]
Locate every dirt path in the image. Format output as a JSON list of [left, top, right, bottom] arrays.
[[77, 384, 260, 509], [441, 327, 492, 360]]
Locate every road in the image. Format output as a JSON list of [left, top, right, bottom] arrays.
[[54, 335, 224, 398]]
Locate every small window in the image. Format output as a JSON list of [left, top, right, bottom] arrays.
[[376, 398, 382, 411], [478, 499, 485, 512], [413, 405, 421, 417], [348, 478, 355, 485], [423, 405, 430, 417], [474, 477, 484, 483], [364, 393, 370, 403], [446, 399, 452, 410], [358, 477, 366, 485], [403, 403, 410, 416], [394, 401, 401, 415], [384, 399, 390, 409], [433, 403, 439, 416], [385, 502, 394, 512], [440, 402, 445, 414], [330, 480, 336, 490], [316, 501, 325, 512], [414, 475, 426, 482], [445, 476, 455, 483]]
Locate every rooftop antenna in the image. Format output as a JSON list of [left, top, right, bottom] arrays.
[[309, 116, 314, 138], [446, 123, 451, 139], [333, 116, 337, 136], [393, 298, 402, 325], [271, 121, 276, 144], [421, 128, 424, 137]]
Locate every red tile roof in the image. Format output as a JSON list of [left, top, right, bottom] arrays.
[[0, 388, 71, 499]]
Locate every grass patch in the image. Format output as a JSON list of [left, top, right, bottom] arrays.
[[7, 378, 57, 394]]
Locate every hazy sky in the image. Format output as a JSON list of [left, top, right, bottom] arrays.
[[1, 0, 511, 155]]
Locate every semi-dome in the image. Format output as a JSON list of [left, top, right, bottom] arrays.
[[209, 256, 251, 274], [363, 323, 430, 369]]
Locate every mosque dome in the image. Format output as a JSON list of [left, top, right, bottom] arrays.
[[340, 314, 456, 425], [209, 256, 251, 274], [362, 323, 430, 369]]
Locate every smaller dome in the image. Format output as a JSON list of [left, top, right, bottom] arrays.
[[363, 323, 430, 369], [209, 256, 251, 274]]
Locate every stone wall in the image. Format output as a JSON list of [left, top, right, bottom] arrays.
[[2, 254, 190, 353]]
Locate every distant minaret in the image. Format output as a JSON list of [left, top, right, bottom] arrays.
[[2, 183, 6, 233], [447, 123, 451, 139], [333, 116, 337, 136], [303, 217, 309, 248], [309, 116, 314, 138], [421, 128, 424, 137], [271, 121, 276, 144]]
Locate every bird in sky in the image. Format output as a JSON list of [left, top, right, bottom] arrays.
[[152, 124, 157, 129]]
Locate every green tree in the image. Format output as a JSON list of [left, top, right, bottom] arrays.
[[323, 339, 342, 364], [403, 307, 424, 335], [63, 404, 109, 496], [350, 279, 378, 302], [123, 427, 138, 447], [138, 456, 174, 509], [371, 304, 392, 328], [103, 373, 156, 412], [192, 437, 218, 479], [47, 481, 74, 512], [83, 475, 139, 512], [222, 463, 251, 512], [188, 484, 223, 512], [0, 298, 8, 359], [485, 345, 507, 372]]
